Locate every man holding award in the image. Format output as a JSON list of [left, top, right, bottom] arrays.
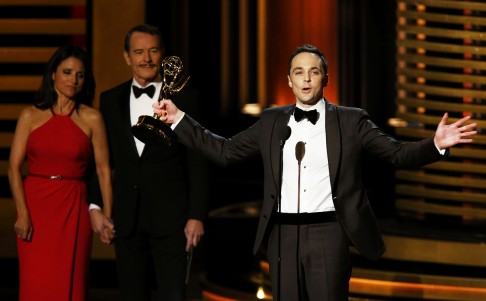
[[153, 44, 477, 300], [89, 24, 208, 301]]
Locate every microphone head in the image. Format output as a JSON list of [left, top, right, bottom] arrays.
[[295, 141, 305, 162]]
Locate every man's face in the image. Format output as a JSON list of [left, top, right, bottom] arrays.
[[124, 32, 162, 87], [287, 52, 328, 108]]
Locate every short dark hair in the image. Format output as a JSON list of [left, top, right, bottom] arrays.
[[124, 24, 163, 52], [288, 44, 328, 75], [35, 45, 95, 110]]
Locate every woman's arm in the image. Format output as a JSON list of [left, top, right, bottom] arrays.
[[8, 108, 34, 241], [87, 107, 114, 243]]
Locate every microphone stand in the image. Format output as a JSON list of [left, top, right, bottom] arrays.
[[295, 141, 305, 300], [277, 147, 283, 301]]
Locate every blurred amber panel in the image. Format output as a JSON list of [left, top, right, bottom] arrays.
[[262, 0, 339, 106]]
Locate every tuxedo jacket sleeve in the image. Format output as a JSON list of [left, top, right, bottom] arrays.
[[174, 99, 444, 260]]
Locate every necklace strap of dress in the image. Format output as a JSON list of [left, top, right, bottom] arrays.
[[67, 106, 76, 117], [50, 105, 76, 116]]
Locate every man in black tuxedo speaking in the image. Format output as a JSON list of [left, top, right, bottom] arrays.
[[89, 24, 208, 301], [153, 44, 476, 300]]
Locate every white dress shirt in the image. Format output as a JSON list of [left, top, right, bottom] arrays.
[[280, 99, 335, 213], [130, 81, 162, 156]]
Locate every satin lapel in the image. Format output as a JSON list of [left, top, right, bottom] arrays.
[[119, 82, 140, 159], [270, 105, 293, 190], [325, 100, 341, 195]]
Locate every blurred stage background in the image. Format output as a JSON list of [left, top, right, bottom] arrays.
[[0, 0, 485, 300]]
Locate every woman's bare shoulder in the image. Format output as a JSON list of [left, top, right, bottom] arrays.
[[18, 105, 47, 121], [78, 104, 104, 124]]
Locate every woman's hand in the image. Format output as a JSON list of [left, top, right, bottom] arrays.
[[89, 209, 115, 244], [15, 213, 33, 241]]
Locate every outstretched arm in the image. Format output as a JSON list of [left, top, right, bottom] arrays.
[[433, 113, 477, 150]]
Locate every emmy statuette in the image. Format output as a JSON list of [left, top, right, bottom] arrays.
[[131, 56, 190, 145]]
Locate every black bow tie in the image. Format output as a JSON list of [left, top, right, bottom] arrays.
[[294, 107, 318, 124], [132, 85, 156, 98]]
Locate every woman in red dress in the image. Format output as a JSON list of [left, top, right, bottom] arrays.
[[8, 45, 113, 301]]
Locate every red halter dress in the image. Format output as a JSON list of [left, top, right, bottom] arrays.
[[17, 107, 93, 301]]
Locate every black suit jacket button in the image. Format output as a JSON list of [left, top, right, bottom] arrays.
[[134, 185, 139, 190], [271, 194, 276, 199]]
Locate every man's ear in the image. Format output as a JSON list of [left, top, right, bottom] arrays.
[[123, 51, 131, 66], [288, 75, 293, 88], [322, 74, 329, 87]]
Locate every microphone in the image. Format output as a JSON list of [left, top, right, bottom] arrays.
[[279, 126, 291, 147], [295, 141, 305, 163]]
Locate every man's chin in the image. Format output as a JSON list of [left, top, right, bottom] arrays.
[[299, 98, 320, 106]]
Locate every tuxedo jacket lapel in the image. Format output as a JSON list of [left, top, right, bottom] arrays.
[[270, 105, 294, 191], [325, 100, 342, 196], [118, 82, 140, 160]]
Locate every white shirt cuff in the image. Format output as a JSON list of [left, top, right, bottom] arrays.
[[170, 111, 185, 129], [89, 204, 101, 211], [435, 144, 446, 155]]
